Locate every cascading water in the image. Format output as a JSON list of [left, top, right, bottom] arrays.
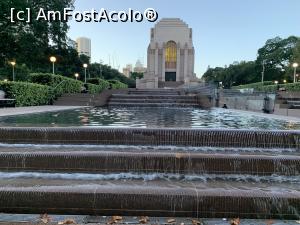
[[0, 127, 298, 219]]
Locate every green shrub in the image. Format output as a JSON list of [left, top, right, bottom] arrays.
[[108, 80, 128, 89], [233, 81, 274, 90], [87, 78, 110, 91], [279, 83, 300, 91], [85, 83, 103, 94], [30, 73, 82, 97], [256, 85, 278, 92], [0, 81, 52, 106], [233, 82, 300, 92]]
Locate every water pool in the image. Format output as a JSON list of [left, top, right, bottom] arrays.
[[0, 107, 300, 129]]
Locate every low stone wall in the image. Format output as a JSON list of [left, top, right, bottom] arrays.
[[94, 89, 132, 106], [136, 77, 158, 89], [1, 151, 298, 176], [219, 93, 275, 113], [1, 186, 298, 218], [0, 127, 298, 148]]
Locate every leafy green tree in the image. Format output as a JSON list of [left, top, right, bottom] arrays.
[[256, 36, 298, 81], [130, 72, 144, 80], [202, 61, 259, 88], [203, 36, 300, 87], [0, 0, 74, 69]]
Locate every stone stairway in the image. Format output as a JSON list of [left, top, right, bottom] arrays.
[[0, 127, 299, 219], [53, 93, 102, 106], [108, 89, 200, 107], [276, 92, 300, 109]]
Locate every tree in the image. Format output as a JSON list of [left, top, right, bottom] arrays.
[[202, 36, 300, 86], [130, 72, 144, 80], [0, 0, 74, 69], [256, 36, 299, 81], [202, 61, 259, 88]]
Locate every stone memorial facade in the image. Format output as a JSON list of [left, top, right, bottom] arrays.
[[137, 18, 199, 89]]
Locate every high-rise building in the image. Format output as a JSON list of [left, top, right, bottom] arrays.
[[133, 60, 147, 73], [122, 64, 133, 77], [76, 37, 91, 58]]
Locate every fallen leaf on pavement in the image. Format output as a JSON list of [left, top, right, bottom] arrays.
[[265, 220, 274, 225], [139, 216, 149, 224], [107, 216, 123, 224], [58, 219, 77, 224], [40, 213, 51, 224], [167, 218, 176, 224], [230, 218, 240, 225], [192, 219, 202, 225]]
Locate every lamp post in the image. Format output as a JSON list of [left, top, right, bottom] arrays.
[[10, 61, 16, 81], [50, 56, 57, 75], [261, 60, 266, 83], [283, 79, 287, 84], [293, 63, 298, 83], [75, 73, 79, 80], [219, 81, 223, 89], [83, 64, 88, 83]]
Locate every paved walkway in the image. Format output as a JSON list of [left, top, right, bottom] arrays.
[[0, 214, 299, 225], [0, 106, 87, 117], [228, 109, 300, 122]]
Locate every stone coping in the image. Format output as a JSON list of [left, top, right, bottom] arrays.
[[0, 150, 299, 175], [0, 185, 299, 218], [0, 106, 88, 117]]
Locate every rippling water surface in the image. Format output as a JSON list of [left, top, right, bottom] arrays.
[[0, 107, 300, 129]]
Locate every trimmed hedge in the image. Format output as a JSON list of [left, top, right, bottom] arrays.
[[233, 82, 300, 92], [87, 78, 110, 91], [233, 81, 274, 90], [255, 85, 278, 92], [85, 83, 103, 94], [0, 81, 52, 106], [278, 83, 300, 91], [30, 73, 82, 97], [108, 80, 128, 89]]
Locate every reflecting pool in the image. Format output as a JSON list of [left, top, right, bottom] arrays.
[[0, 107, 300, 130]]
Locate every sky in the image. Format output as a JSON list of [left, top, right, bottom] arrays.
[[68, 0, 300, 77]]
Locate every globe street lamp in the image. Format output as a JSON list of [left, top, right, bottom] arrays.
[[10, 61, 16, 81], [50, 56, 57, 75], [283, 79, 287, 84], [293, 63, 298, 83], [74, 73, 79, 80], [83, 64, 88, 83]]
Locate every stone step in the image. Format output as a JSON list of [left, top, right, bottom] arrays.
[[130, 88, 179, 90], [53, 101, 93, 106], [0, 179, 298, 218], [0, 150, 299, 176], [108, 103, 200, 107], [109, 99, 198, 104], [287, 101, 300, 104], [128, 93, 180, 96], [111, 94, 191, 99], [0, 127, 298, 149], [129, 91, 180, 94], [289, 105, 300, 109]]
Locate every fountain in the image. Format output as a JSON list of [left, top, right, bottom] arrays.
[[0, 127, 299, 219]]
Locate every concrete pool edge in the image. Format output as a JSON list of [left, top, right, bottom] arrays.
[[0, 106, 89, 117], [227, 108, 300, 122]]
